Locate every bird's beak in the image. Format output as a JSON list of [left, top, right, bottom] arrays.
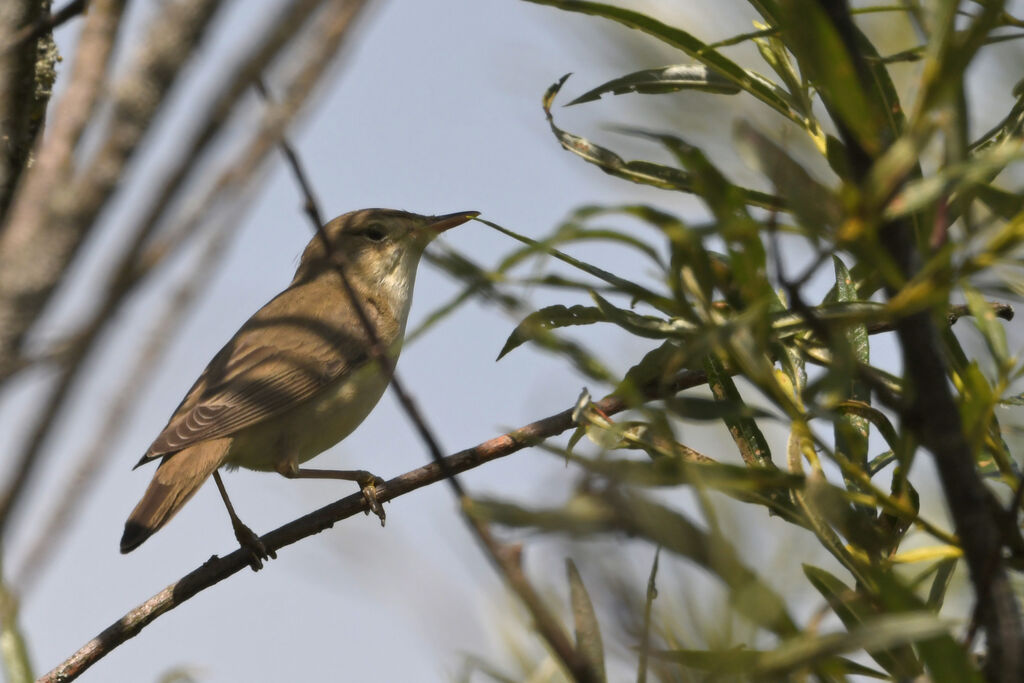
[[428, 211, 479, 234]]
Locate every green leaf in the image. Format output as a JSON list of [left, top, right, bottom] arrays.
[[957, 361, 1001, 474], [470, 490, 800, 637], [963, 284, 1009, 366], [497, 304, 605, 360], [774, 0, 893, 156], [540, 76, 785, 212], [590, 292, 692, 339], [750, 613, 951, 679], [650, 648, 889, 679], [925, 557, 958, 611], [525, 0, 802, 124], [566, 560, 606, 681], [704, 355, 774, 468], [868, 571, 983, 683], [735, 121, 842, 235], [662, 395, 772, 422], [481, 216, 674, 312], [615, 340, 690, 403], [973, 183, 1024, 220], [568, 451, 802, 491], [832, 256, 870, 471], [884, 138, 1024, 220], [804, 565, 923, 678], [835, 401, 897, 453], [566, 64, 740, 105], [496, 215, 666, 272]]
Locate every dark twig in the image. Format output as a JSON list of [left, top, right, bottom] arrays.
[[1, 0, 88, 55], [37, 370, 709, 683], [964, 477, 1024, 648], [257, 78, 601, 682]]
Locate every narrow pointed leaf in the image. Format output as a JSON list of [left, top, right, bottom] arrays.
[[566, 560, 607, 681], [705, 355, 774, 467], [541, 76, 785, 211], [525, 0, 802, 123], [567, 64, 740, 106], [833, 256, 870, 470], [804, 565, 923, 678], [735, 121, 842, 234], [498, 305, 605, 360]]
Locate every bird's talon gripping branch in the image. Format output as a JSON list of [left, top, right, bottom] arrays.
[[232, 519, 275, 572], [356, 472, 386, 526]]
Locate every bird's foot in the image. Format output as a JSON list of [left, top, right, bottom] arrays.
[[232, 519, 276, 571], [355, 470, 387, 526]]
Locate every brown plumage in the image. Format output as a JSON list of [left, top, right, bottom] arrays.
[[121, 209, 477, 554]]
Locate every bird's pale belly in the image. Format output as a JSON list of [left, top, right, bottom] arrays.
[[223, 360, 392, 472]]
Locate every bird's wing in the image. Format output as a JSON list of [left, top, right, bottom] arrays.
[[137, 286, 373, 464]]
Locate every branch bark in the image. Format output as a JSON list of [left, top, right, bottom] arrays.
[[0, 0, 55, 224]]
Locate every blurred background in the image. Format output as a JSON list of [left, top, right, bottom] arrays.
[[4, 1, 1023, 681]]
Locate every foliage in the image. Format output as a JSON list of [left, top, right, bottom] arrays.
[[451, 1, 1024, 680]]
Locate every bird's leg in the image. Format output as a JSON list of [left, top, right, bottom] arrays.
[[212, 470, 276, 571], [276, 464, 386, 526]]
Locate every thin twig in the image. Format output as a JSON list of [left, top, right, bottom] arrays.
[[1, 0, 88, 56], [257, 77, 600, 681], [38, 371, 708, 683], [964, 477, 1024, 648]]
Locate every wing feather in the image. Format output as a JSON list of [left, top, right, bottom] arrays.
[[138, 281, 376, 463]]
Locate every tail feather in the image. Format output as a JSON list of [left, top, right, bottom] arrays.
[[121, 438, 230, 553]]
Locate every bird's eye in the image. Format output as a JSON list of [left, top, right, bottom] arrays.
[[362, 224, 387, 242]]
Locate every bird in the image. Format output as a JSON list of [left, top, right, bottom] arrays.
[[120, 208, 477, 568]]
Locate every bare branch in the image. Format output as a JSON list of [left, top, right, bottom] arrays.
[[38, 370, 707, 683]]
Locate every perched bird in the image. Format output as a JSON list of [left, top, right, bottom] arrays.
[[121, 208, 477, 567]]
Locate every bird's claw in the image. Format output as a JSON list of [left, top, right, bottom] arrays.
[[356, 472, 386, 526], [232, 520, 276, 571]]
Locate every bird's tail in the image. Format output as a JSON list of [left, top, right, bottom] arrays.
[[120, 438, 230, 553]]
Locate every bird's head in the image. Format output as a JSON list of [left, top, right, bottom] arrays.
[[293, 208, 478, 289]]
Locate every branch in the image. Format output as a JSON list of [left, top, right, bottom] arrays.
[[0, 0, 57, 223], [38, 371, 707, 683], [0, 0, 88, 56]]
